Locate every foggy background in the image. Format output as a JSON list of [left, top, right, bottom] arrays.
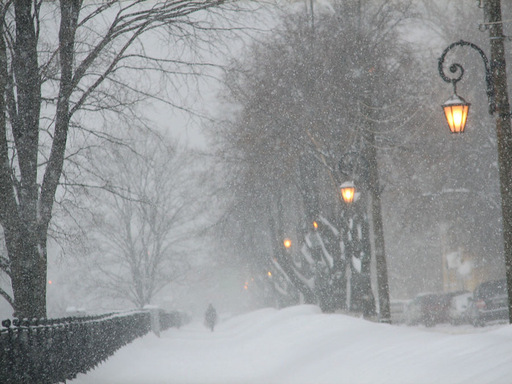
[[0, 0, 508, 320]]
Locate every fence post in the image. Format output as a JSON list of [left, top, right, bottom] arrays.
[[147, 307, 161, 337]]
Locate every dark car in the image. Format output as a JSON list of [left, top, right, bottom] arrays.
[[405, 292, 453, 327], [469, 279, 509, 327]]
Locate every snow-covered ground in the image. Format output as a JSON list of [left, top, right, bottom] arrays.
[[71, 305, 512, 384]]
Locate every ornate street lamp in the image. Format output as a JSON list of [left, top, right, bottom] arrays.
[[438, 40, 495, 133]]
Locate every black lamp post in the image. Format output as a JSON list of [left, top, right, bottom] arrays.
[[438, 0, 512, 324]]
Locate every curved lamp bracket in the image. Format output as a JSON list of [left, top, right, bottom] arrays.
[[438, 40, 495, 115]]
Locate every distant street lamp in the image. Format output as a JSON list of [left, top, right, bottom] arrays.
[[283, 238, 292, 249], [437, 0, 512, 324], [340, 181, 356, 204]]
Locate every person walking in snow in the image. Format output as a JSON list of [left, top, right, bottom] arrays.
[[204, 304, 217, 332]]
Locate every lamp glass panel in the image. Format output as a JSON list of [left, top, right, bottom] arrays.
[[341, 186, 355, 203], [443, 103, 469, 133]]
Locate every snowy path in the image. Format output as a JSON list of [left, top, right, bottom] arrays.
[[70, 305, 512, 384]]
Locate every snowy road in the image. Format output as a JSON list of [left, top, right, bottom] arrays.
[[70, 305, 512, 384]]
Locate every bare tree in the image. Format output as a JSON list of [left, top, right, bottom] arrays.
[[0, 0, 235, 319], [78, 133, 211, 309]]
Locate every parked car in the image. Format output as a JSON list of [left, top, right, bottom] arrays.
[[405, 293, 453, 327], [468, 279, 509, 327], [448, 292, 472, 325]]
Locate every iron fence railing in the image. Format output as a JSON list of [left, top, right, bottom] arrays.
[[0, 309, 183, 384]]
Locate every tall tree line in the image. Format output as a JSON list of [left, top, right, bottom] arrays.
[[211, 0, 507, 311], [211, 0, 420, 313]]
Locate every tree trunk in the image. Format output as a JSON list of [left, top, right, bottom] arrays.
[[5, 1, 79, 319], [365, 132, 391, 323], [485, 0, 512, 324], [8, 229, 47, 319], [7, 0, 45, 319]]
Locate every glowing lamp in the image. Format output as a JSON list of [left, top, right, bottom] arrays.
[[340, 181, 356, 204], [442, 94, 470, 133], [283, 238, 292, 249]]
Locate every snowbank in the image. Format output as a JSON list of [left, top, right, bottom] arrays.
[[71, 305, 512, 384]]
